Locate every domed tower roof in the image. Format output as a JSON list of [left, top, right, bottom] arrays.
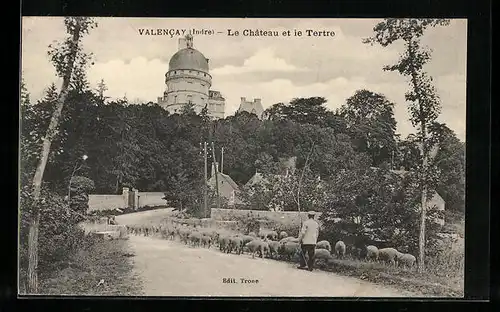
[[168, 35, 209, 72]]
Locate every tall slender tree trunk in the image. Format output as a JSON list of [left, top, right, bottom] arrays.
[[408, 39, 428, 273], [27, 22, 82, 294], [419, 137, 428, 273], [297, 142, 315, 229], [418, 113, 428, 273]]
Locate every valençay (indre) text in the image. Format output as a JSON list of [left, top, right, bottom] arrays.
[[138, 29, 214, 37]]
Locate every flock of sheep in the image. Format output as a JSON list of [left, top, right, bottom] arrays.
[[126, 222, 417, 270]]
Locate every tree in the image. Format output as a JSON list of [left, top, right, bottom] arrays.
[[239, 179, 275, 211], [394, 134, 421, 170], [340, 89, 398, 166], [20, 79, 36, 184], [264, 97, 345, 132], [96, 79, 109, 102], [320, 167, 442, 255], [180, 102, 197, 115], [428, 122, 466, 214], [254, 152, 279, 174], [26, 17, 97, 293], [364, 18, 450, 272]]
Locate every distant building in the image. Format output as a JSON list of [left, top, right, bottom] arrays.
[[237, 97, 265, 119], [208, 162, 242, 206], [157, 34, 225, 119], [208, 90, 225, 119]]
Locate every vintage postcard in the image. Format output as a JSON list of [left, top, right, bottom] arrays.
[[19, 17, 466, 297]]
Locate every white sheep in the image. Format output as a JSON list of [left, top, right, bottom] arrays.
[[229, 236, 244, 254], [314, 248, 333, 266], [334, 241, 346, 259], [365, 245, 379, 262], [316, 240, 332, 252], [378, 248, 399, 266], [396, 252, 416, 269], [267, 240, 280, 259], [244, 240, 269, 258], [279, 231, 288, 240], [279, 241, 301, 261]]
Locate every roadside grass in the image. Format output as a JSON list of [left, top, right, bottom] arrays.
[[38, 236, 143, 296], [318, 254, 463, 297]]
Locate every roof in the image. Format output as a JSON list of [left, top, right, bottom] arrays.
[[209, 90, 225, 100], [169, 48, 209, 72], [209, 172, 240, 191], [220, 172, 240, 191]]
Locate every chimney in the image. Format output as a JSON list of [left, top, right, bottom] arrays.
[[178, 37, 187, 50], [241, 97, 246, 103], [254, 98, 261, 105]]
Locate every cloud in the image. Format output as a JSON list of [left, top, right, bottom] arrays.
[[211, 48, 307, 75], [87, 57, 167, 102]]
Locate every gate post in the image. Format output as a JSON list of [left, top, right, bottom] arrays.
[[122, 187, 130, 209], [132, 188, 139, 210]]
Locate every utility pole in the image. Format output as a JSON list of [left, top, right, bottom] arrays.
[[204, 142, 208, 218], [221, 146, 224, 174], [211, 142, 221, 210]]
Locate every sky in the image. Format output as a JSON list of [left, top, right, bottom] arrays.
[[21, 17, 467, 141]]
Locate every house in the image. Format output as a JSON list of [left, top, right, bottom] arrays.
[[207, 162, 242, 206]]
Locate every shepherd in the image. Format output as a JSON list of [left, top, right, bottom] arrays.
[[297, 211, 320, 271]]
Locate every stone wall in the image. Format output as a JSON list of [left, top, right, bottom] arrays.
[[138, 192, 167, 207], [211, 208, 323, 230], [88, 188, 166, 212], [88, 194, 126, 211]]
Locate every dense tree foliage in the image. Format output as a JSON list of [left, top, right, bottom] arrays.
[[264, 97, 347, 133], [340, 90, 398, 166], [319, 167, 443, 255], [21, 84, 465, 215]]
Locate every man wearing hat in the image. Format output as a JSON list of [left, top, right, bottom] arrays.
[[297, 210, 320, 271]]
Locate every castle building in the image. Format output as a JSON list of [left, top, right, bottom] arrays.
[[157, 34, 226, 119], [237, 97, 265, 119]]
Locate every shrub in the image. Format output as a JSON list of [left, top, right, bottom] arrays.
[[425, 237, 464, 279], [320, 167, 442, 255], [19, 179, 95, 281], [231, 212, 261, 234]]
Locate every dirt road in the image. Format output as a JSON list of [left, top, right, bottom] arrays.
[[127, 235, 420, 297]]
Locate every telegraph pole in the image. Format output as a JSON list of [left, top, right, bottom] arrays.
[[204, 142, 209, 218], [221, 146, 224, 174], [211, 142, 221, 210]]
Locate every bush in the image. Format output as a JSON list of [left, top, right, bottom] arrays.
[[19, 180, 94, 280], [231, 213, 261, 234], [320, 168, 442, 256]]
